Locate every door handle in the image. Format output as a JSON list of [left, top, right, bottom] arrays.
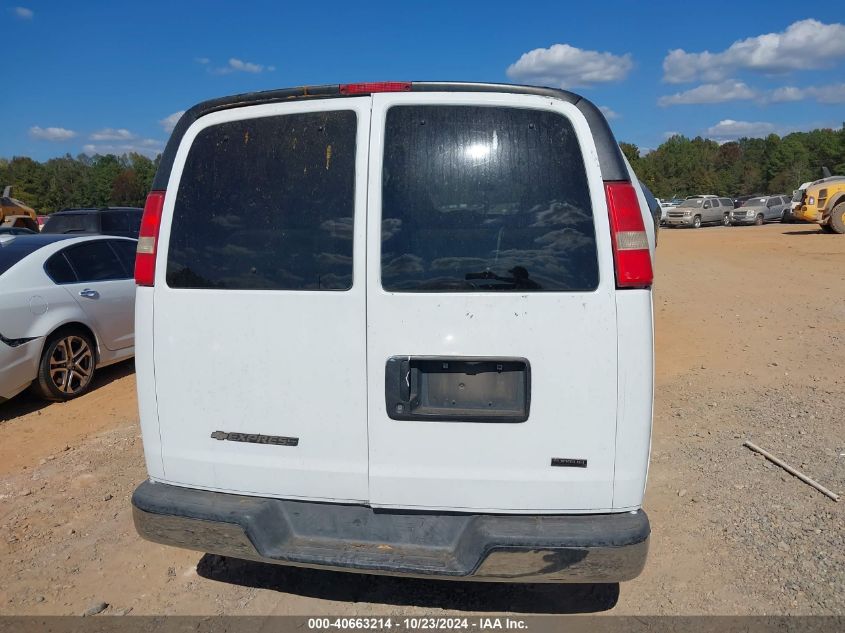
[[79, 289, 99, 299]]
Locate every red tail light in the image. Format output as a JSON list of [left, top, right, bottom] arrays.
[[604, 182, 653, 289], [339, 82, 411, 95], [135, 190, 165, 286]]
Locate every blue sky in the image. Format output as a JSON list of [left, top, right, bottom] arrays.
[[3, 0, 844, 161]]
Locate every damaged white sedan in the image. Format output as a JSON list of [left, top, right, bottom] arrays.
[[0, 234, 136, 403]]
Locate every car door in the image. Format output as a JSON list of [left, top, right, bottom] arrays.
[[151, 98, 372, 502], [765, 197, 780, 221], [365, 92, 619, 512], [59, 239, 136, 351]]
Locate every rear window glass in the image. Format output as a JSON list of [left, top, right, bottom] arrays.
[[0, 241, 41, 276], [381, 106, 597, 292], [43, 213, 99, 234], [166, 110, 357, 290], [101, 211, 141, 238]]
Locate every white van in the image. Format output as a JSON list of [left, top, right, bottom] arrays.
[[131, 82, 656, 583]]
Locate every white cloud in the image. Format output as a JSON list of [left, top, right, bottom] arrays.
[[159, 111, 185, 133], [212, 57, 273, 74], [89, 128, 136, 141], [12, 6, 33, 19], [809, 83, 845, 103], [658, 80, 758, 106], [195, 57, 210, 65], [82, 140, 164, 158], [29, 126, 77, 141], [506, 43, 633, 88], [769, 83, 845, 104], [663, 19, 845, 83], [599, 105, 619, 120], [705, 119, 776, 141], [769, 86, 804, 103]]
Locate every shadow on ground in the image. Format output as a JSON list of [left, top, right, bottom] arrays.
[[0, 359, 135, 423], [196, 554, 620, 614], [782, 229, 826, 235]]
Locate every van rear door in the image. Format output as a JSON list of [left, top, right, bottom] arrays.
[[151, 99, 371, 502], [365, 92, 619, 512]]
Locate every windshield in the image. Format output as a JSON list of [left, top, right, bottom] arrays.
[[742, 198, 767, 207], [678, 199, 705, 208], [792, 190, 804, 202]]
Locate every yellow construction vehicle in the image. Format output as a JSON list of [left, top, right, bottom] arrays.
[[1, 186, 38, 224], [794, 173, 845, 234]]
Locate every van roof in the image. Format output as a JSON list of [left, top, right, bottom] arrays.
[[152, 82, 629, 190]]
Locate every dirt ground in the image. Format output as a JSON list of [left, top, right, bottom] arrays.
[[1, 223, 843, 616]]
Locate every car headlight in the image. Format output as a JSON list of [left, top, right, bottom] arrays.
[[746, 210, 753, 216], [808, 196, 815, 205], [683, 211, 691, 216]]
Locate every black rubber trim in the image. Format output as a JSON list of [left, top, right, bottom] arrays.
[[151, 82, 628, 190], [132, 480, 649, 578]]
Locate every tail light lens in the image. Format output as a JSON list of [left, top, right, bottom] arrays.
[[604, 182, 653, 289], [135, 190, 165, 286], [339, 82, 411, 95]]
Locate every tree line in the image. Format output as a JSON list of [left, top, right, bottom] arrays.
[[2, 125, 844, 214], [0, 153, 159, 213], [622, 126, 845, 200]]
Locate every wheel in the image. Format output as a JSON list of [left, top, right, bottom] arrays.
[[30, 328, 96, 401], [829, 202, 845, 234], [692, 215, 702, 229], [723, 214, 730, 226], [754, 214, 764, 226], [821, 223, 835, 234]]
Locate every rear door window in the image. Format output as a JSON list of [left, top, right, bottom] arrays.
[[108, 239, 137, 276], [44, 252, 77, 283], [381, 105, 598, 292], [167, 111, 357, 290], [63, 240, 128, 281]]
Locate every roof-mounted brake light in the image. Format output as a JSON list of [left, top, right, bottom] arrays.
[[339, 82, 412, 95]]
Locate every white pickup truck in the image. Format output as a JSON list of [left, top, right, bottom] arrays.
[[131, 82, 655, 583]]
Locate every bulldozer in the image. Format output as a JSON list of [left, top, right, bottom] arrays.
[[794, 168, 845, 234], [1, 186, 38, 229]]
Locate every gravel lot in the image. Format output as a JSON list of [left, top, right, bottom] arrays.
[[0, 223, 843, 615]]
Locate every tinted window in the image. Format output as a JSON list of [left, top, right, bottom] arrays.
[[100, 212, 128, 235], [42, 213, 99, 234], [109, 239, 138, 275], [767, 198, 778, 207], [167, 110, 357, 290], [711, 199, 720, 207], [44, 252, 77, 283], [63, 240, 128, 281], [0, 242, 40, 276], [381, 106, 597, 292]]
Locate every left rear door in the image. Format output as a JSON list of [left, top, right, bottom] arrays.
[[151, 98, 372, 502]]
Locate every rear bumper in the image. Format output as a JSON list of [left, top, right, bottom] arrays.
[[132, 480, 649, 583]]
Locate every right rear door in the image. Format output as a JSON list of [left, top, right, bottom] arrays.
[[365, 92, 619, 512]]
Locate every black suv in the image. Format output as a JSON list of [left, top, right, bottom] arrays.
[[41, 207, 143, 238]]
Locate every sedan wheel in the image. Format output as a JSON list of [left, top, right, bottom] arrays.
[[32, 330, 96, 401]]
